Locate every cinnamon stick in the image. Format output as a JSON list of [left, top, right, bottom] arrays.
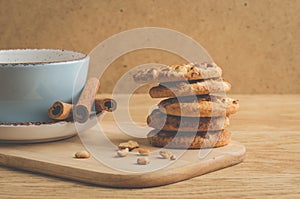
[[48, 101, 73, 120], [94, 98, 117, 112], [48, 98, 116, 121], [74, 78, 100, 123]]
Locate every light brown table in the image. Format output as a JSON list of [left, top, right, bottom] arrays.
[[0, 95, 299, 198]]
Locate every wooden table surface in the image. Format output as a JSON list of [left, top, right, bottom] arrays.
[[0, 94, 299, 199]]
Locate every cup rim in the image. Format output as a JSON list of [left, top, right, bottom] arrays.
[[0, 49, 88, 66]]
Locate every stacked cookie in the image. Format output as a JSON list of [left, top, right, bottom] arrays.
[[133, 63, 239, 149]]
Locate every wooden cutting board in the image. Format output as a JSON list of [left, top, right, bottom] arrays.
[[0, 121, 245, 188]]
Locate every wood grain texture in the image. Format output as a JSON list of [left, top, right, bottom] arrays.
[[0, 0, 299, 94], [0, 95, 299, 198], [0, 137, 245, 188]]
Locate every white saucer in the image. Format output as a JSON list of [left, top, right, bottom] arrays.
[[0, 122, 78, 143], [0, 113, 105, 143]]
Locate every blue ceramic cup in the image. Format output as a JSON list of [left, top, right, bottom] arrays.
[[0, 49, 89, 122]]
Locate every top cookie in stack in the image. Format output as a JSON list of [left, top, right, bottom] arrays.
[[133, 63, 239, 149]]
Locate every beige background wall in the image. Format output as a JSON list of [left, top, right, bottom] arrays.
[[0, 0, 299, 94]]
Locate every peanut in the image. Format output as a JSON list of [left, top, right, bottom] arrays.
[[75, 150, 90, 159], [117, 148, 129, 157], [137, 157, 150, 165], [170, 154, 177, 160], [118, 140, 139, 151], [159, 149, 172, 159], [138, 148, 150, 156]]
